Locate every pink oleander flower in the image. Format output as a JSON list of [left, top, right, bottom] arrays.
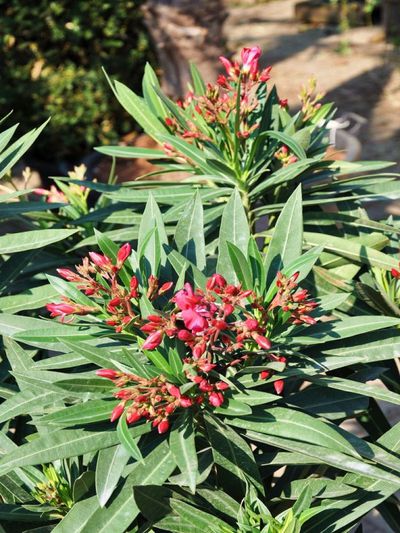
[[241, 46, 261, 75], [34, 185, 67, 204]]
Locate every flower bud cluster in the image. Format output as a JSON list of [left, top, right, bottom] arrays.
[[163, 46, 278, 151], [96, 365, 230, 434], [274, 145, 298, 167], [140, 274, 272, 359], [269, 272, 318, 325]]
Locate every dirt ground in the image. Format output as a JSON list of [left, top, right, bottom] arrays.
[[225, 0, 400, 171]]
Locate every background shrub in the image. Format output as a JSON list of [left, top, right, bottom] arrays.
[[0, 0, 153, 161]]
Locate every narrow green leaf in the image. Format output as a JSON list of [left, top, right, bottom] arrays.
[[217, 190, 250, 283], [96, 444, 131, 507], [117, 415, 143, 462], [0, 229, 78, 254], [174, 191, 206, 271], [169, 411, 198, 493], [264, 185, 303, 286]]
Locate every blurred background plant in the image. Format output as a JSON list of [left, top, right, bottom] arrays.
[[0, 0, 153, 163]]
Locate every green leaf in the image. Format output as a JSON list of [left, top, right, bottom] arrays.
[[0, 229, 78, 254], [96, 444, 131, 507], [246, 431, 400, 486], [304, 231, 399, 270], [290, 316, 400, 345], [72, 471, 95, 502], [117, 415, 143, 462], [126, 440, 176, 486], [169, 411, 198, 493], [138, 193, 168, 273], [228, 407, 355, 456], [0, 389, 59, 424], [204, 414, 263, 496], [217, 190, 250, 283], [95, 145, 167, 159], [54, 377, 115, 394], [227, 243, 253, 290], [190, 62, 206, 95], [264, 185, 303, 286], [0, 119, 49, 180], [166, 499, 233, 532], [113, 80, 166, 138], [142, 62, 168, 118], [263, 130, 307, 159], [39, 399, 118, 427], [174, 191, 206, 271], [47, 275, 98, 309], [0, 284, 58, 314], [0, 430, 122, 475], [59, 339, 120, 370], [307, 374, 400, 406]]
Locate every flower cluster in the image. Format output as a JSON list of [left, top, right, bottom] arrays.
[[269, 272, 318, 325], [274, 145, 298, 167], [299, 77, 324, 122], [140, 274, 272, 360], [163, 46, 274, 149], [34, 164, 89, 206], [47, 247, 319, 431], [97, 366, 229, 433], [47, 243, 173, 332]]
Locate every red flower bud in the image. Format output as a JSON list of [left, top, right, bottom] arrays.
[[142, 330, 163, 350], [206, 273, 227, 291], [223, 303, 234, 316], [180, 396, 193, 408], [46, 302, 76, 317], [177, 329, 194, 342], [273, 379, 284, 395], [167, 384, 181, 398], [126, 411, 141, 424], [96, 369, 119, 380], [117, 243, 131, 265], [193, 342, 206, 359], [253, 334, 272, 350], [158, 419, 170, 434], [260, 370, 270, 380], [89, 252, 112, 269], [209, 391, 224, 407], [159, 281, 174, 295], [56, 268, 78, 281], [110, 403, 125, 422], [391, 268, 400, 279], [215, 381, 229, 391], [199, 379, 213, 392], [245, 318, 259, 331]]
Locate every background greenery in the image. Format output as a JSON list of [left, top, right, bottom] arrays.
[[0, 0, 153, 160]]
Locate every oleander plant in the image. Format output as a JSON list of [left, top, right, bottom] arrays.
[[1, 46, 400, 532]]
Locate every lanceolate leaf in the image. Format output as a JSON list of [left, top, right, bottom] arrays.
[[169, 411, 198, 493], [174, 191, 206, 271], [289, 316, 400, 345], [217, 190, 250, 283], [96, 444, 131, 507], [0, 430, 121, 475], [0, 229, 78, 254], [204, 414, 263, 496], [117, 415, 143, 462], [264, 185, 303, 287]]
